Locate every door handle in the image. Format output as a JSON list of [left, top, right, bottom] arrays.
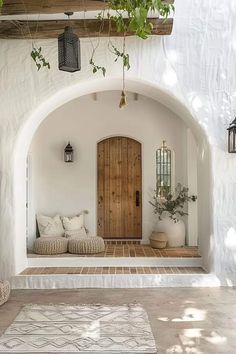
[[136, 191, 140, 207]]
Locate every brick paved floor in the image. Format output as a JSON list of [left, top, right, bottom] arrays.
[[28, 245, 200, 258], [20, 266, 205, 275]]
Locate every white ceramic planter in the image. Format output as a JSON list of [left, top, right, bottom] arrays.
[[155, 218, 186, 247]]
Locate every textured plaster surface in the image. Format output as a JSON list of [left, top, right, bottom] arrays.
[[0, 0, 236, 280]]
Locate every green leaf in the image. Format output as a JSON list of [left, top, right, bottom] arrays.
[[94, 0, 173, 76], [31, 47, 50, 71], [90, 57, 106, 77]]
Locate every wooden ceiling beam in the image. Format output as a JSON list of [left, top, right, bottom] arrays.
[[0, 0, 174, 16], [0, 18, 173, 39], [0, 1, 107, 15]]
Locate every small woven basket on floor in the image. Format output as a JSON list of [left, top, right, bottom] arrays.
[[150, 231, 168, 249], [0, 280, 11, 306]]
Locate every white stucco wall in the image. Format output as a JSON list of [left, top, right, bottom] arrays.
[[0, 0, 235, 280], [28, 91, 191, 249]]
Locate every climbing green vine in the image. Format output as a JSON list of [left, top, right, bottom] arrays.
[[31, 47, 50, 71], [109, 0, 174, 39], [109, 44, 130, 70], [0, 0, 174, 106], [90, 0, 174, 106], [89, 58, 106, 77], [92, 0, 174, 73]]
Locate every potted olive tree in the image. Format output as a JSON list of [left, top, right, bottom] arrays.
[[149, 184, 197, 247]]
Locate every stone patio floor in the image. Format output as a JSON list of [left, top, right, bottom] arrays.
[[0, 287, 235, 353]]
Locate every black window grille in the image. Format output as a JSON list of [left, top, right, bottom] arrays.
[[156, 141, 171, 198]]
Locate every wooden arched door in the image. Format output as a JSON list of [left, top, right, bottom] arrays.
[[97, 136, 142, 239]]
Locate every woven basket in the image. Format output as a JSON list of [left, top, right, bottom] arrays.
[[0, 280, 10, 306], [150, 232, 168, 249]]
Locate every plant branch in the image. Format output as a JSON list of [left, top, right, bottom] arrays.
[[149, 183, 197, 222]]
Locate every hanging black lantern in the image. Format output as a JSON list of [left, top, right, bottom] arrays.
[[227, 118, 236, 153], [64, 142, 74, 162], [58, 12, 81, 72]]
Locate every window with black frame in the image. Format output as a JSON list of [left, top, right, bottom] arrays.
[[156, 141, 171, 198]]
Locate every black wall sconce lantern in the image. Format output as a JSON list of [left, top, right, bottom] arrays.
[[227, 118, 236, 153], [58, 12, 81, 72], [64, 142, 74, 162]]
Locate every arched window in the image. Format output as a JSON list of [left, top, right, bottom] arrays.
[[156, 141, 172, 198]]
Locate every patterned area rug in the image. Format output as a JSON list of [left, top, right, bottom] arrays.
[[0, 304, 157, 353]]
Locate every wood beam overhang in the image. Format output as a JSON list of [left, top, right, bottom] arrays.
[[0, 0, 174, 16], [0, 18, 173, 39]]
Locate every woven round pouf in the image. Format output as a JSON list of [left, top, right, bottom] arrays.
[[34, 237, 68, 255], [0, 280, 11, 306], [68, 237, 105, 254]]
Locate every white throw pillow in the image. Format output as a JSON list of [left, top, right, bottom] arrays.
[[62, 214, 84, 231], [64, 227, 87, 239], [37, 214, 64, 237]]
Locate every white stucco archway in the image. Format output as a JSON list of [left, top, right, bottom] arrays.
[[13, 77, 213, 275]]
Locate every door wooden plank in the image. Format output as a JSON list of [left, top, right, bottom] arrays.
[[127, 139, 142, 238], [109, 137, 117, 237], [109, 137, 114, 237], [116, 137, 122, 237], [97, 140, 104, 236], [133, 141, 142, 237], [121, 137, 128, 237], [110, 137, 122, 238], [127, 138, 135, 237], [104, 139, 110, 237]]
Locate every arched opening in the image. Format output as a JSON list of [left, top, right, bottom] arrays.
[[13, 78, 213, 275]]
